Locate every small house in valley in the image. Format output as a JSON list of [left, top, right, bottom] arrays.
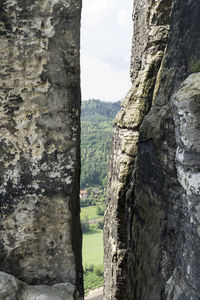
[[80, 190, 88, 200]]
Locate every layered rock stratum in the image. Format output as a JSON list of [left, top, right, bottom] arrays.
[[104, 0, 200, 299], [0, 0, 83, 297]]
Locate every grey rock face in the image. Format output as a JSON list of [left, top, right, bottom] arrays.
[[104, 0, 172, 298], [166, 73, 200, 299], [0, 271, 82, 300], [127, 1, 200, 298], [104, 0, 200, 299], [0, 0, 83, 296]]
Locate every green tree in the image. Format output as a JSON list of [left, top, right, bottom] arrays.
[[97, 220, 104, 230], [81, 99, 121, 190], [96, 206, 104, 216], [81, 216, 90, 233]]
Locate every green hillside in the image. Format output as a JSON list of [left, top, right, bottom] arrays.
[[81, 99, 121, 122], [81, 99, 121, 189]]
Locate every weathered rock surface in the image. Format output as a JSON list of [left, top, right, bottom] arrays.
[[104, 0, 172, 298], [165, 73, 200, 299], [104, 0, 200, 299], [0, 0, 83, 296], [0, 271, 82, 300]]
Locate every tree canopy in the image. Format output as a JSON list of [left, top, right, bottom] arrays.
[[81, 99, 121, 189]]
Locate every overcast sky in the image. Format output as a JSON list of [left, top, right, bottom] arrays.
[[81, 0, 133, 102]]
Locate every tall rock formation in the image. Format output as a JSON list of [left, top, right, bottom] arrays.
[[104, 0, 200, 299], [0, 0, 83, 297]]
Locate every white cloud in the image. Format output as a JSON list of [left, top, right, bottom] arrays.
[[81, 0, 133, 102], [117, 9, 131, 30], [81, 0, 113, 24], [81, 54, 131, 101]]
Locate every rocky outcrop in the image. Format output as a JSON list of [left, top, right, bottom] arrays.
[[1, 0, 200, 298], [0, 0, 83, 297], [104, 0, 200, 299], [165, 73, 200, 299], [104, 0, 172, 298], [0, 271, 82, 300]]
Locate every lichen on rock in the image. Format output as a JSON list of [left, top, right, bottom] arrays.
[[0, 0, 83, 296], [104, 0, 200, 299], [104, 0, 173, 298]]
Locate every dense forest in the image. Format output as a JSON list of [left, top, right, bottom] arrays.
[[81, 99, 121, 189]]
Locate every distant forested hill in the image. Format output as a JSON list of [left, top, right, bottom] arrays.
[[81, 99, 121, 189], [81, 99, 121, 122]]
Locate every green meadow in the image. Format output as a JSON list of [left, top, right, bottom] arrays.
[[81, 206, 104, 223], [81, 206, 104, 294], [82, 229, 104, 294], [81, 206, 99, 221], [82, 229, 103, 267]]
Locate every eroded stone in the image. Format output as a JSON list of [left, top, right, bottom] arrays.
[[0, 0, 83, 296], [0, 271, 82, 300]]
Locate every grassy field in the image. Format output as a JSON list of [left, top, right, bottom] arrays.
[[83, 229, 104, 294], [81, 208, 104, 294], [82, 229, 103, 267], [81, 206, 97, 221], [81, 206, 104, 221]]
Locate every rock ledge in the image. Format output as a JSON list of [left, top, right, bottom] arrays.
[[0, 272, 82, 300]]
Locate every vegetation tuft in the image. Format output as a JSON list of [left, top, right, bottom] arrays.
[[190, 57, 200, 73]]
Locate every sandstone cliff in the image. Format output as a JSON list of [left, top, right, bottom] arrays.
[[0, 0, 83, 297], [104, 0, 200, 299], [1, 0, 200, 299]]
